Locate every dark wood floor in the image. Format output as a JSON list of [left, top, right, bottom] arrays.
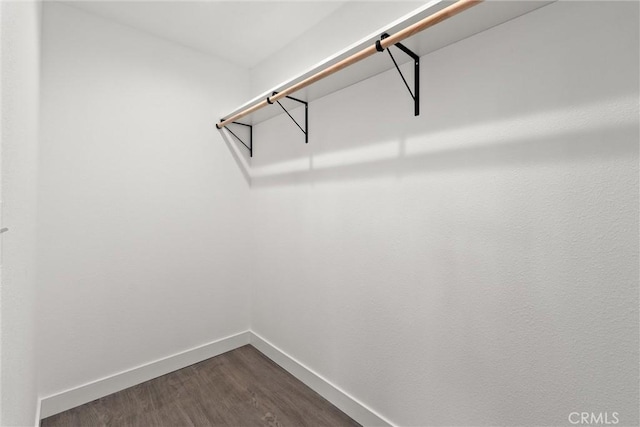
[[41, 345, 360, 427]]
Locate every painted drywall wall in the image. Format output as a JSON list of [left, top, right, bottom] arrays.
[[248, 2, 639, 426], [38, 3, 251, 399], [0, 1, 42, 425], [249, 1, 423, 97]]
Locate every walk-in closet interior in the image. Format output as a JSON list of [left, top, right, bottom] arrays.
[[1, 0, 638, 425]]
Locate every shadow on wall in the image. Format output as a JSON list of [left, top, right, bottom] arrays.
[[221, 128, 252, 186], [219, 91, 639, 189], [217, 0, 639, 190]]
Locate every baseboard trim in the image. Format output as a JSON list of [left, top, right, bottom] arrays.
[[39, 330, 392, 426], [249, 332, 393, 427], [39, 331, 251, 419]]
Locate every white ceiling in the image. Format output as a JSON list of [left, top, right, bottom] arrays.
[[63, 1, 347, 69]]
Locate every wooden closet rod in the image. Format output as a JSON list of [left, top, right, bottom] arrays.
[[216, 0, 482, 129]]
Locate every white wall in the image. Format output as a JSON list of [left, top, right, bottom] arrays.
[[38, 3, 251, 399], [250, 1, 423, 96], [0, 1, 42, 425], [249, 2, 639, 426]]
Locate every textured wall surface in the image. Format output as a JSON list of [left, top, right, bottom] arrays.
[[0, 1, 41, 425], [26, 1, 640, 424], [38, 3, 252, 398], [248, 2, 639, 425]]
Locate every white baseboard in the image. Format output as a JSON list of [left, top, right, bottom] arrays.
[[39, 330, 392, 427], [249, 332, 393, 427], [39, 331, 251, 419]]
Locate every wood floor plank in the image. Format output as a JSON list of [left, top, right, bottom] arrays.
[[41, 345, 360, 427]]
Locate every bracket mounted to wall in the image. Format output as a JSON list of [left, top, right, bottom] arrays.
[[267, 91, 308, 144], [376, 33, 420, 116], [217, 121, 253, 157], [215, 0, 486, 158]]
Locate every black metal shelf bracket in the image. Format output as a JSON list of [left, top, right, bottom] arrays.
[[269, 91, 308, 144], [217, 120, 253, 157], [377, 33, 420, 116]]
